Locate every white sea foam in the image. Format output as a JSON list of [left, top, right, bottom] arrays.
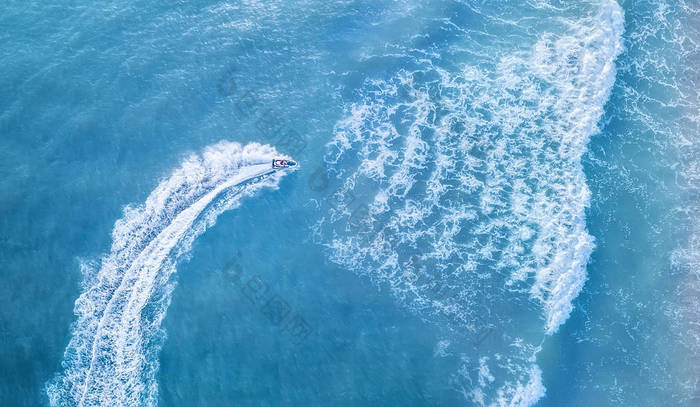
[[46, 142, 290, 407], [653, 0, 700, 400], [316, 0, 624, 405], [459, 344, 545, 407]]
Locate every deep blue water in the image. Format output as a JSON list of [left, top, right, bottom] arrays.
[[0, 0, 697, 406]]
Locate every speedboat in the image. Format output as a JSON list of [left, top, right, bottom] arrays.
[[272, 159, 297, 169]]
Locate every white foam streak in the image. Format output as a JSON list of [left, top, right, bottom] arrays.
[[318, 0, 624, 405], [531, 0, 624, 334], [47, 142, 289, 407]]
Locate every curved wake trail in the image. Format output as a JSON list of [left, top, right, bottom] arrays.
[[46, 142, 291, 407]]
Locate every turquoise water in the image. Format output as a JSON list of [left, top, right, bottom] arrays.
[[0, 0, 697, 406]]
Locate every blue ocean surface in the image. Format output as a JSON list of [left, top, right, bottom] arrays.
[[0, 0, 697, 406]]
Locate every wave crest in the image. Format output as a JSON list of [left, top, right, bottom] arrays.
[[315, 0, 624, 404]]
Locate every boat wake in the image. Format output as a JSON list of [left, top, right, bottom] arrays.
[[46, 142, 291, 407]]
